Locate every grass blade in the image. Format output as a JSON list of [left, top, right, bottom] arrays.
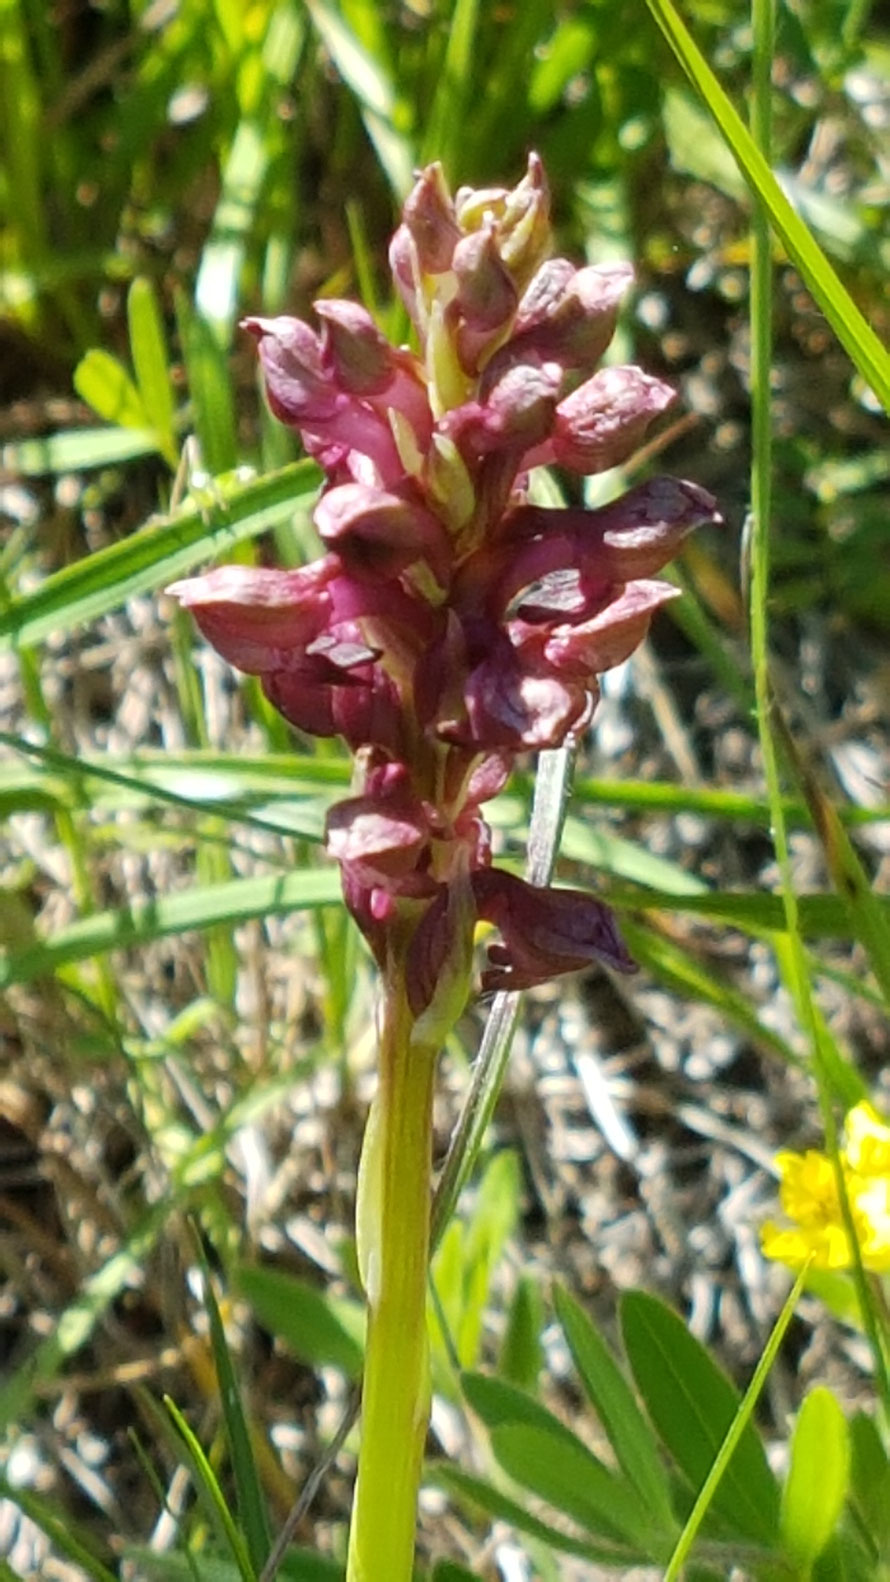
[[164, 1395, 256, 1582], [128, 276, 177, 465], [0, 1477, 117, 1582], [642, 0, 890, 411], [431, 746, 572, 1247], [0, 1204, 168, 1431], [0, 460, 319, 650], [3, 426, 160, 475], [662, 1267, 808, 1578], [0, 867, 344, 988], [195, 1237, 272, 1574]]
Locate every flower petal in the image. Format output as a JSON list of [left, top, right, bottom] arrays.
[[843, 1102, 890, 1176], [535, 579, 681, 677], [484, 477, 720, 616], [472, 869, 635, 991], [166, 563, 333, 671]]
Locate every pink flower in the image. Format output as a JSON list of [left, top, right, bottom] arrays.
[[169, 156, 720, 1007]]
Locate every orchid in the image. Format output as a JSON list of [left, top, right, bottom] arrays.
[[168, 155, 719, 1581]]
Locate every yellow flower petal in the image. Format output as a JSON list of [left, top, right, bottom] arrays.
[[844, 1102, 890, 1177], [777, 1149, 841, 1229], [760, 1219, 851, 1271], [851, 1176, 890, 1271]]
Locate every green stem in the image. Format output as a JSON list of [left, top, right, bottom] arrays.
[[347, 960, 436, 1582]]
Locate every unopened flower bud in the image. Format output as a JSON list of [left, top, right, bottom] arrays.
[[450, 225, 518, 372], [491, 151, 551, 290], [495, 260, 634, 376], [402, 161, 461, 273], [541, 365, 676, 475]]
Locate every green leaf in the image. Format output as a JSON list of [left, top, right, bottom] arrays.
[[848, 1412, 890, 1558], [0, 739, 349, 836], [554, 1284, 676, 1531], [489, 1422, 659, 1552], [662, 86, 746, 199], [127, 276, 177, 464], [303, 0, 414, 198], [194, 120, 269, 343], [561, 813, 708, 894], [620, 1290, 780, 1545], [462, 1369, 576, 1441], [428, 1462, 636, 1564], [0, 459, 319, 651], [605, 885, 890, 948], [177, 295, 239, 474], [528, 16, 595, 115], [462, 1370, 658, 1550], [781, 1388, 850, 1574], [663, 1266, 809, 1579], [454, 1149, 520, 1368], [0, 867, 344, 989], [498, 1274, 544, 1390], [196, 1242, 271, 1574], [551, 774, 890, 833], [73, 348, 149, 430], [420, 0, 481, 174], [236, 1264, 364, 1378]]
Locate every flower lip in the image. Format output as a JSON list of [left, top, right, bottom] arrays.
[[530, 364, 678, 476], [480, 476, 720, 616], [165, 562, 335, 672], [534, 577, 682, 677], [472, 868, 636, 992]]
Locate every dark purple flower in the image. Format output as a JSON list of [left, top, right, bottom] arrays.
[[472, 868, 636, 992], [169, 155, 720, 1009]]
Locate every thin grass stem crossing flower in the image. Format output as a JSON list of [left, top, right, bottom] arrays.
[[169, 154, 720, 1580]]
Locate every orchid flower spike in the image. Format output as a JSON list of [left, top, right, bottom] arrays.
[[169, 154, 720, 1013]]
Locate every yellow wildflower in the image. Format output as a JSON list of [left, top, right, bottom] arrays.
[[761, 1103, 890, 1274]]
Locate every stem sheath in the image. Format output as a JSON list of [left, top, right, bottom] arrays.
[[347, 965, 436, 1582]]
